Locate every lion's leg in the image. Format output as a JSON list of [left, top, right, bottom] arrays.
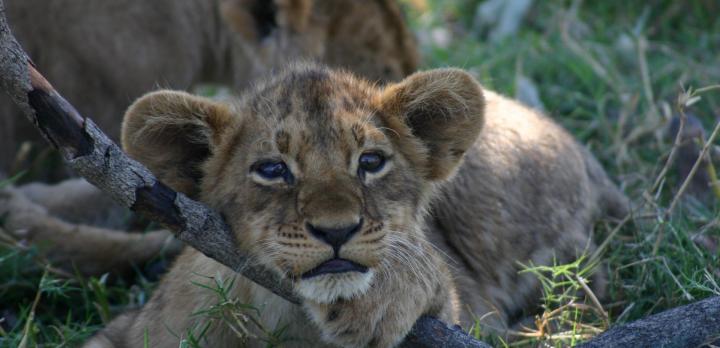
[[0, 185, 182, 276], [18, 178, 130, 229], [82, 310, 139, 348]]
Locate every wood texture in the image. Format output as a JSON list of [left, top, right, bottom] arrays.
[[577, 296, 720, 348]]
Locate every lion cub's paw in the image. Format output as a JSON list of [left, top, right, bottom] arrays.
[[303, 266, 453, 348], [303, 296, 416, 347]]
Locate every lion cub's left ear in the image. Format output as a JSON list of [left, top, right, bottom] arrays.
[[121, 90, 234, 197], [377, 69, 485, 181]]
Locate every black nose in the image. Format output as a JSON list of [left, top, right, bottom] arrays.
[[307, 219, 363, 251]]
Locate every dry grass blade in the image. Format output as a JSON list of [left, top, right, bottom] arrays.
[[576, 275, 609, 327], [17, 269, 48, 348], [590, 213, 632, 263], [636, 36, 662, 124], [649, 101, 685, 194], [560, 0, 622, 96], [652, 86, 720, 255], [666, 119, 720, 216]]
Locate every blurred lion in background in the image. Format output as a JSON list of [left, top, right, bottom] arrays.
[[0, 0, 419, 276]]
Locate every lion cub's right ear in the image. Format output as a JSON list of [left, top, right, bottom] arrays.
[[377, 69, 485, 182], [121, 90, 234, 197]]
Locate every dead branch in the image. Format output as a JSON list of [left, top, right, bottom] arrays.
[[0, 2, 490, 347], [576, 296, 720, 348]]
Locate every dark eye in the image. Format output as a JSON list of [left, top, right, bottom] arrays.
[[358, 152, 386, 174], [254, 161, 291, 181]]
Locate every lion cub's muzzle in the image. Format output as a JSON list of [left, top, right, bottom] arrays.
[[302, 219, 368, 278], [307, 219, 363, 252]]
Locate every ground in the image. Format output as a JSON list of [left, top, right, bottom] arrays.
[[1, 0, 719, 346]]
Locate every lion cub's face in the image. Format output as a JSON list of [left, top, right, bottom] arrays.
[[122, 65, 484, 303]]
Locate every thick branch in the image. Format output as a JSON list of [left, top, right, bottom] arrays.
[[577, 296, 720, 348], [0, 2, 489, 347]]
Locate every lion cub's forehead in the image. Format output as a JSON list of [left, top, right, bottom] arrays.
[[243, 68, 389, 151]]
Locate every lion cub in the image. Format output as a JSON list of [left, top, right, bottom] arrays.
[[86, 64, 625, 347]]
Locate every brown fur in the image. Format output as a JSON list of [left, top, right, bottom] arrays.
[[85, 64, 626, 347], [0, 0, 418, 277], [0, 0, 418, 176], [0, 183, 182, 276]]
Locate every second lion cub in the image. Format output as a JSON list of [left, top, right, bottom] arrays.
[[87, 64, 626, 347]]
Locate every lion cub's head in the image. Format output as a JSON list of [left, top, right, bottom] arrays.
[[122, 65, 484, 303]]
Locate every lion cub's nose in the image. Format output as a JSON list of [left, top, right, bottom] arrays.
[[306, 219, 363, 251]]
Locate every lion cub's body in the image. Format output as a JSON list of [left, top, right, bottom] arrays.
[[87, 65, 625, 347], [433, 90, 625, 326]]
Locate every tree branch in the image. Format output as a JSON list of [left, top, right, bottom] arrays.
[[576, 296, 720, 348], [0, 2, 490, 347]]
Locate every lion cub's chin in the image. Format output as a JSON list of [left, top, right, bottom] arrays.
[[295, 269, 376, 304]]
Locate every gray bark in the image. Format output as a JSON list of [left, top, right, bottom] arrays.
[[400, 317, 492, 348], [0, 1, 489, 347], [577, 296, 720, 348]]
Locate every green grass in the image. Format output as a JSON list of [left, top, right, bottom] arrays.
[[2, 1, 720, 346], [406, 0, 720, 346], [1, 174, 154, 345]]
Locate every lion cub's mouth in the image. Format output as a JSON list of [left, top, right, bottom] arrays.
[[301, 258, 368, 279]]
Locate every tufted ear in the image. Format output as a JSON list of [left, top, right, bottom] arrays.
[[377, 69, 485, 181], [121, 90, 234, 197]]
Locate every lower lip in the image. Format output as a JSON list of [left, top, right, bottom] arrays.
[[301, 258, 369, 279]]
